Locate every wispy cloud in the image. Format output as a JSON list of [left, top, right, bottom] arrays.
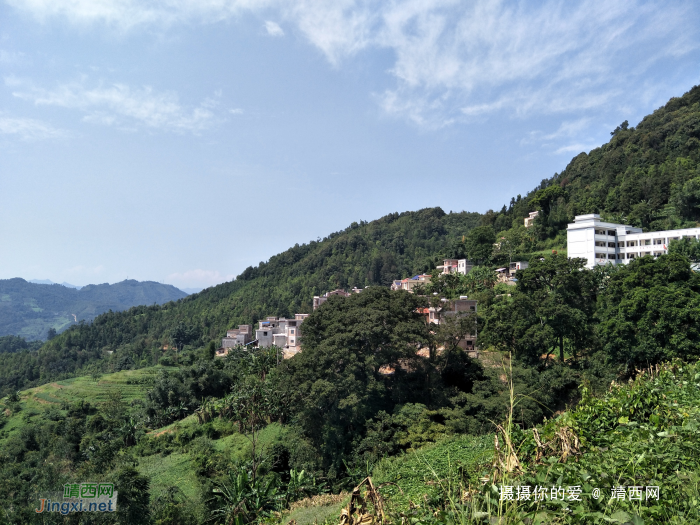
[[0, 50, 26, 64], [6, 0, 700, 129], [7, 77, 219, 133], [6, 0, 274, 29], [264, 20, 284, 37], [0, 114, 69, 140]]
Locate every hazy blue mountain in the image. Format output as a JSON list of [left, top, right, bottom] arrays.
[[0, 278, 188, 340], [29, 279, 82, 289], [178, 287, 204, 295]]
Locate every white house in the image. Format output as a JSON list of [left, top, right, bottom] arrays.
[[567, 214, 700, 269]]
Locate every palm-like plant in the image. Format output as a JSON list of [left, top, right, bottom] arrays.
[[207, 469, 279, 525]]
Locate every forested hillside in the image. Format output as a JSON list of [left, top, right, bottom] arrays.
[[2, 84, 700, 524], [483, 84, 700, 247], [0, 279, 188, 340], [1, 84, 699, 396]]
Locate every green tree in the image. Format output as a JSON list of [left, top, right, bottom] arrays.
[[597, 254, 700, 367], [668, 236, 700, 262], [278, 287, 431, 476], [481, 255, 597, 363], [464, 226, 496, 264], [113, 466, 151, 525]]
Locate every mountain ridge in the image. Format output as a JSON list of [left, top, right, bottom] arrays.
[[0, 278, 188, 340]]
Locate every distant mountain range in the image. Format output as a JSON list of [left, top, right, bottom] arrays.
[[29, 279, 82, 289], [0, 278, 188, 340]]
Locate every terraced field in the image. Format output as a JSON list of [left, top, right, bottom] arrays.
[[0, 366, 175, 443]]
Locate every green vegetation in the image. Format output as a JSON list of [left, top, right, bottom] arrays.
[[0, 278, 187, 340], [0, 85, 699, 524]]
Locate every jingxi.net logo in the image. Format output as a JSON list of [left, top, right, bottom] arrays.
[[35, 483, 118, 515]]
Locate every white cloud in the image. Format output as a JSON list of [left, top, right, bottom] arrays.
[[264, 20, 284, 36], [6, 0, 699, 128], [554, 143, 600, 155], [7, 77, 218, 133], [229, 108, 244, 114], [0, 114, 69, 140], [0, 50, 26, 64], [165, 269, 235, 288], [6, 0, 274, 29]]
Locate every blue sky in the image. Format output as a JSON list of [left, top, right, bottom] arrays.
[[1, 0, 699, 290]]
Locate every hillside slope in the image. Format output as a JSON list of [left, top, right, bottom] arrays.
[[0, 279, 188, 340], [481, 84, 700, 243], [2, 84, 699, 394]]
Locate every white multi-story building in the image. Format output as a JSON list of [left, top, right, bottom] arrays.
[[435, 259, 474, 275], [567, 214, 700, 269], [255, 314, 309, 350]]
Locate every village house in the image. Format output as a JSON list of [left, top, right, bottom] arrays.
[[567, 213, 700, 269], [524, 211, 539, 228], [436, 258, 473, 275], [422, 297, 478, 354], [390, 274, 432, 292], [220, 324, 252, 348], [255, 314, 310, 351], [313, 288, 362, 310]]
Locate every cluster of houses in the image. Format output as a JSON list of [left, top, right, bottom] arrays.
[[217, 211, 700, 359], [218, 258, 485, 358]]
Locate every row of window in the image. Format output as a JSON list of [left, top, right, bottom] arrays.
[[595, 237, 686, 248], [596, 252, 665, 260]]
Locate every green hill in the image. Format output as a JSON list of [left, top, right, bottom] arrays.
[[0, 278, 188, 341], [1, 84, 699, 396]]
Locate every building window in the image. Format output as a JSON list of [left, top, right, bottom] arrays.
[[608, 242, 616, 248], [627, 253, 635, 259], [596, 253, 607, 259], [263, 331, 268, 336], [627, 241, 637, 247], [643, 239, 651, 246], [470, 306, 476, 311], [608, 254, 616, 259], [290, 329, 295, 334], [608, 230, 616, 236], [654, 239, 663, 245]]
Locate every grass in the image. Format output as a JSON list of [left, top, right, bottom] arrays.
[[372, 434, 494, 511], [138, 451, 202, 504], [0, 366, 175, 444], [282, 493, 351, 525]]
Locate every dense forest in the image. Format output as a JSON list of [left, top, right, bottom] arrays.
[[0, 279, 187, 341], [1, 85, 700, 524]]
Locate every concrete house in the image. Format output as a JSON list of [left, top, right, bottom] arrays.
[[426, 297, 478, 354], [524, 211, 539, 228], [221, 324, 252, 348], [255, 314, 310, 350], [390, 274, 432, 292], [436, 259, 473, 275], [567, 214, 700, 269], [313, 289, 351, 310]]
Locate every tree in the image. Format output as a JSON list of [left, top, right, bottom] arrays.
[[46, 327, 57, 340], [668, 236, 700, 262], [529, 185, 567, 216], [278, 287, 431, 476], [597, 254, 700, 367], [480, 255, 597, 363], [113, 466, 151, 525], [493, 227, 525, 265], [465, 226, 496, 264], [170, 322, 195, 351]]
